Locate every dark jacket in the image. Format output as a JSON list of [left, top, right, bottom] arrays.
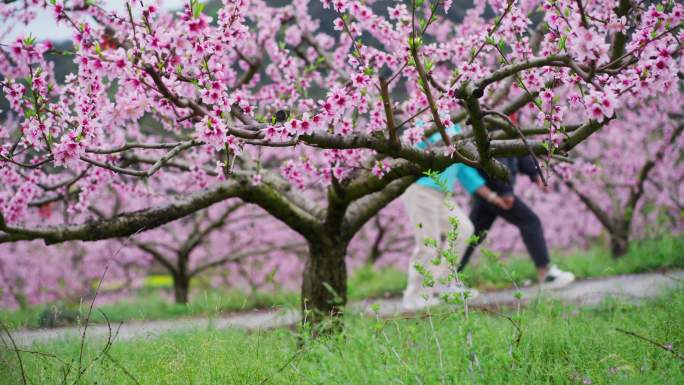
[[475, 156, 539, 196]]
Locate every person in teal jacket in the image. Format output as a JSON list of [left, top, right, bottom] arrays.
[[404, 122, 575, 311], [402, 122, 510, 310]]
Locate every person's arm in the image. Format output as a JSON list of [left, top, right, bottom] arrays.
[[456, 164, 512, 209], [474, 185, 513, 210]]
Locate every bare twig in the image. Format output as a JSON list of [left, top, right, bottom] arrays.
[[426, 307, 446, 384], [0, 321, 27, 385], [379, 76, 398, 147], [257, 348, 306, 385], [483, 109, 547, 186], [75, 265, 110, 382], [615, 328, 684, 361], [104, 351, 142, 385], [483, 308, 523, 348]]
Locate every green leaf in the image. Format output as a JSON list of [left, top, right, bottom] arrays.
[[423, 237, 438, 248], [558, 35, 567, 51], [23, 34, 36, 46], [415, 0, 425, 8], [191, 0, 205, 18], [408, 36, 422, 49], [424, 59, 433, 72]]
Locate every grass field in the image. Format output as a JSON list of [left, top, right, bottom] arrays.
[[2, 284, 683, 384], [1, 235, 682, 330]]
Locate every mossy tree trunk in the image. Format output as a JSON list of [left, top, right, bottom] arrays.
[[301, 237, 349, 335]]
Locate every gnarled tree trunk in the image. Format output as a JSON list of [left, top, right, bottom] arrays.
[[609, 234, 629, 258], [172, 273, 190, 304], [609, 220, 631, 258], [301, 238, 348, 334]]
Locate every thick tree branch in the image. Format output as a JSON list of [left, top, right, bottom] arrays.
[[474, 55, 570, 91], [0, 180, 246, 244], [489, 119, 606, 157], [342, 159, 422, 203], [463, 92, 508, 180], [0, 176, 323, 244], [344, 176, 416, 240]]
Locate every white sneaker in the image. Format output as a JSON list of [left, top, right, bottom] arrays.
[[401, 293, 442, 312], [436, 282, 479, 300], [541, 265, 575, 289]]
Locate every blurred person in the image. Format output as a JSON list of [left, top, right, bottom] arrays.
[[455, 117, 575, 288], [402, 123, 515, 310]]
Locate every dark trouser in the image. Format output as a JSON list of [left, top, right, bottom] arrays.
[[457, 196, 550, 272]]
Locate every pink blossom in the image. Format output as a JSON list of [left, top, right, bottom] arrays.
[[53, 131, 84, 168], [197, 115, 227, 149], [372, 160, 391, 178], [569, 27, 610, 64]]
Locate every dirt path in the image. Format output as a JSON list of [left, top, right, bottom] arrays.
[[12, 270, 684, 347]]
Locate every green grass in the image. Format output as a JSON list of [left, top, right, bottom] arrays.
[[3, 285, 684, 384], [1, 235, 682, 331]]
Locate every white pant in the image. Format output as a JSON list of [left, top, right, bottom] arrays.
[[402, 184, 474, 298]]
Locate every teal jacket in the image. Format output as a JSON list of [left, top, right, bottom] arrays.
[[415, 123, 485, 194]]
